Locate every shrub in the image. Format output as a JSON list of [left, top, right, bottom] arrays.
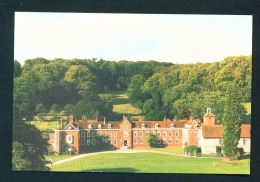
[[216, 146, 221, 154], [184, 145, 199, 155], [238, 148, 244, 157]]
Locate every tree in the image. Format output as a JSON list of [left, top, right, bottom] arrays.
[[221, 83, 246, 161], [14, 60, 22, 77], [13, 110, 50, 171], [146, 133, 159, 148]]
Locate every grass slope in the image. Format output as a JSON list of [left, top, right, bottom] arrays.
[[109, 91, 141, 115], [50, 152, 250, 174]]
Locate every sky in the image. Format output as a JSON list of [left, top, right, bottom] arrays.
[[14, 13, 252, 65]]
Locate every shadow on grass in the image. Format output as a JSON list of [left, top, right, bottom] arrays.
[[81, 167, 138, 173], [240, 153, 250, 160]]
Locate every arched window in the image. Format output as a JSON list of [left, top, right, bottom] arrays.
[[142, 123, 145, 128], [98, 124, 101, 129], [108, 124, 111, 129], [155, 124, 159, 128]]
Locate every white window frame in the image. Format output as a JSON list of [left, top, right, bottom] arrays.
[[169, 139, 172, 144], [114, 132, 117, 137], [142, 123, 145, 128], [81, 139, 85, 145], [87, 132, 90, 137], [88, 124, 92, 129], [170, 123, 174, 128], [123, 131, 128, 137], [157, 139, 161, 144], [169, 131, 172, 137], [155, 124, 159, 128], [157, 131, 161, 137], [124, 126, 128, 130], [175, 139, 179, 144], [66, 135, 73, 144], [108, 124, 111, 129], [163, 131, 166, 137], [134, 131, 137, 137], [175, 131, 179, 137], [98, 124, 102, 129], [114, 139, 117, 144], [134, 139, 137, 144], [92, 139, 96, 145], [140, 139, 143, 144], [87, 139, 90, 145], [81, 132, 85, 137], [163, 139, 166, 144], [108, 132, 112, 137], [92, 132, 96, 137], [140, 131, 143, 137]]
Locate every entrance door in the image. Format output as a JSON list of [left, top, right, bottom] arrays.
[[124, 140, 128, 146]]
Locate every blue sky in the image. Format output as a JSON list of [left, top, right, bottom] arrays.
[[14, 13, 252, 65]]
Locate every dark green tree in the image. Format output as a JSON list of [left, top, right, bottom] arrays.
[[14, 60, 22, 77], [13, 110, 50, 171], [221, 83, 246, 161]]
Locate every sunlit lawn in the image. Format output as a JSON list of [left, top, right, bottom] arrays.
[[45, 154, 76, 162], [133, 147, 184, 154], [243, 102, 251, 115], [50, 152, 250, 174]]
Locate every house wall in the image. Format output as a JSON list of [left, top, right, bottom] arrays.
[[201, 138, 221, 154], [238, 137, 251, 152]]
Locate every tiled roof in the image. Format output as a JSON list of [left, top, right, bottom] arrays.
[[74, 121, 121, 129], [202, 124, 251, 138]]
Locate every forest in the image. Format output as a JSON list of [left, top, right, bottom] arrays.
[[13, 55, 251, 123]]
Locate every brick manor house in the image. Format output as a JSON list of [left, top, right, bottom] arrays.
[[48, 107, 251, 154]]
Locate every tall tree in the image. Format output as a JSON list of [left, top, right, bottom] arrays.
[[13, 110, 50, 171], [221, 83, 246, 161], [14, 60, 22, 77]]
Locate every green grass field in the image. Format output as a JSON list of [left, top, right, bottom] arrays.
[[49, 152, 250, 174], [109, 91, 142, 115], [243, 102, 251, 115]]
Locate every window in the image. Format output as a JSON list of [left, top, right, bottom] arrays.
[[104, 132, 106, 136], [66, 135, 73, 144], [169, 131, 172, 137], [92, 132, 96, 137], [175, 131, 179, 137], [87, 132, 90, 137], [108, 124, 111, 129], [92, 139, 96, 145], [134, 131, 137, 137], [81, 139, 85, 145], [98, 124, 102, 129], [157, 131, 161, 137], [108, 132, 112, 137], [68, 127, 71, 130], [88, 124, 92, 129], [114, 132, 117, 137], [163, 131, 166, 137], [124, 131, 128, 137], [140, 131, 143, 137], [219, 139, 222, 145], [170, 123, 174, 128], [169, 139, 172, 144], [175, 139, 179, 144], [140, 139, 143, 144], [146, 131, 149, 136], [163, 139, 166, 144], [157, 140, 161, 144], [142, 123, 145, 128], [51, 135, 54, 141], [124, 126, 128, 130], [155, 124, 159, 128], [134, 139, 137, 144], [243, 139, 246, 145], [108, 140, 112, 144], [114, 139, 117, 144], [194, 132, 198, 138], [87, 139, 90, 145], [81, 132, 85, 137]]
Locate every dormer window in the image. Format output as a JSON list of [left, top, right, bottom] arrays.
[[142, 123, 145, 128], [155, 124, 159, 128], [108, 124, 111, 129], [170, 123, 174, 128], [88, 124, 92, 129], [98, 124, 101, 129], [68, 127, 71, 130], [124, 126, 128, 130]]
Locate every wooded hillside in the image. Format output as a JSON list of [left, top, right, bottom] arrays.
[[14, 55, 251, 123]]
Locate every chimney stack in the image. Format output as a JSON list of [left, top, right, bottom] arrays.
[[69, 114, 73, 123], [95, 115, 98, 122], [138, 116, 142, 122], [104, 117, 106, 124]]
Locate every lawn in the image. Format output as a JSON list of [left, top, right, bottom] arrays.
[[45, 154, 75, 163], [133, 147, 184, 154], [109, 91, 142, 115], [243, 102, 251, 115], [50, 152, 250, 174]]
